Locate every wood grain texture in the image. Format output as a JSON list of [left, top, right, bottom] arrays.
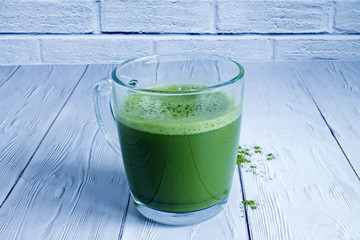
[[0, 64, 249, 240], [239, 62, 360, 240], [0, 64, 130, 240], [297, 61, 360, 175], [121, 168, 249, 240], [1, 62, 360, 240], [0, 65, 87, 205], [0, 65, 20, 87]]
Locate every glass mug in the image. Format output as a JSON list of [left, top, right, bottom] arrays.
[[93, 53, 245, 225]]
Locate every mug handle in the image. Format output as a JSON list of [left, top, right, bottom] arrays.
[[93, 78, 121, 155]]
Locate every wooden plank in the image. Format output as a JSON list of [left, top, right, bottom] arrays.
[[297, 61, 360, 175], [0, 65, 87, 204], [0, 64, 249, 239], [2, 62, 359, 240], [0, 64, 129, 240], [0, 65, 20, 87], [239, 62, 360, 239], [121, 169, 249, 240]]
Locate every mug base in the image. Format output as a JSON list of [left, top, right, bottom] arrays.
[[132, 195, 228, 226]]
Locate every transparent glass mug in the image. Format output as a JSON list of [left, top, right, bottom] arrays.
[[93, 53, 245, 225]]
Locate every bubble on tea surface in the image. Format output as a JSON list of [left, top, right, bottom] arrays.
[[128, 79, 139, 87], [118, 84, 240, 135]]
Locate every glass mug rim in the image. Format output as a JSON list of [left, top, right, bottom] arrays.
[[111, 53, 245, 94], [93, 53, 245, 225]]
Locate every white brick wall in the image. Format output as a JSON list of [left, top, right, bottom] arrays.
[[0, 0, 359, 65], [101, 1, 215, 33], [275, 37, 360, 60], [42, 37, 153, 63], [154, 37, 273, 62], [0, 1, 96, 34], [0, 39, 40, 64], [217, 1, 330, 33], [335, 1, 360, 33]]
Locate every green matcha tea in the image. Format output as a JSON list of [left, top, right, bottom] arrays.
[[116, 85, 241, 212]]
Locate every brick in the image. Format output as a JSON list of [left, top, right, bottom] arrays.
[[0, 0, 96, 34], [217, 0, 329, 33], [101, 0, 214, 33], [155, 38, 273, 62], [275, 38, 360, 61], [41, 38, 153, 64], [0, 39, 40, 65], [335, 1, 360, 33]]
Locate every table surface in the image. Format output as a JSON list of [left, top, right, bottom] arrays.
[[0, 62, 359, 240]]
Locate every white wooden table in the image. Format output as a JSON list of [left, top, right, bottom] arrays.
[[0, 62, 359, 240]]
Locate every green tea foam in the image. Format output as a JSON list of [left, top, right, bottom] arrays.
[[117, 85, 241, 135]]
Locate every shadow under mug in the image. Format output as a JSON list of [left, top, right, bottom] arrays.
[[93, 53, 245, 225]]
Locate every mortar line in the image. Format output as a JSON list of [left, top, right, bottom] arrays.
[[97, 0, 102, 34], [213, 0, 219, 33], [1, 32, 360, 37], [329, 1, 336, 33], [39, 39, 44, 63], [272, 38, 276, 61]]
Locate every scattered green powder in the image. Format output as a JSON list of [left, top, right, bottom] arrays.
[[236, 154, 251, 166], [236, 145, 277, 180], [241, 200, 259, 210], [254, 146, 263, 154], [236, 145, 277, 212], [267, 153, 275, 161], [240, 200, 260, 216]]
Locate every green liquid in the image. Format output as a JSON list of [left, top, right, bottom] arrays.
[[116, 85, 241, 212]]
